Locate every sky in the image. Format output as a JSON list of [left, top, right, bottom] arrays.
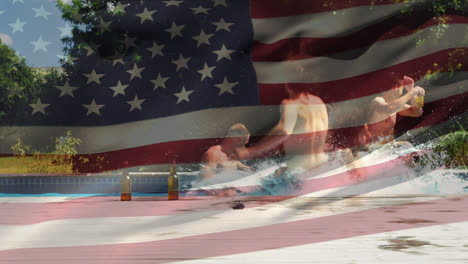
[[0, 0, 72, 67]]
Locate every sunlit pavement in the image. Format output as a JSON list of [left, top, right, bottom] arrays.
[[0, 194, 467, 263]]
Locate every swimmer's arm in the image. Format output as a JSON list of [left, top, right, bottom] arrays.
[[373, 91, 415, 115], [201, 150, 222, 179], [235, 161, 251, 172], [398, 105, 423, 117], [238, 103, 297, 159]]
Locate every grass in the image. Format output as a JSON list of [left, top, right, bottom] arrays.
[[0, 156, 74, 174]]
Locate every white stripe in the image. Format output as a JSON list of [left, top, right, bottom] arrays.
[[0, 197, 83, 203], [254, 24, 468, 84], [168, 221, 468, 264], [253, 1, 418, 43], [0, 196, 441, 250], [0, 72, 465, 154]]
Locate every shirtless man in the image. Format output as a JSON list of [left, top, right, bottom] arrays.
[[366, 75, 425, 146], [237, 85, 329, 172], [201, 123, 251, 179]]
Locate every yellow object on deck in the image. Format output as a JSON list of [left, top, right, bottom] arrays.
[[120, 173, 132, 201], [168, 165, 179, 200]]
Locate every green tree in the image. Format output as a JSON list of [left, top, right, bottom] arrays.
[[0, 40, 64, 124]]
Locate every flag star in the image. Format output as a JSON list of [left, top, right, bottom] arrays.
[[29, 98, 49, 115], [97, 17, 112, 33], [122, 35, 137, 48], [136, 8, 157, 24], [113, 2, 128, 15], [193, 29, 214, 47], [31, 36, 51, 52], [212, 18, 233, 32], [150, 73, 169, 90], [82, 44, 98, 56], [162, 0, 183, 7], [215, 77, 238, 95], [83, 69, 105, 84], [113, 57, 124, 66], [212, 0, 228, 7], [12, 0, 24, 4], [0, 10, 4, 15], [109, 80, 128, 97], [58, 23, 73, 37], [147, 41, 165, 58], [213, 44, 235, 61], [82, 99, 104, 116], [127, 95, 146, 111], [165, 22, 184, 39], [56, 81, 78, 97], [127, 63, 144, 80], [197, 63, 215, 81], [9, 18, 26, 33], [174, 86, 193, 104], [32, 5, 51, 20], [191, 5, 211, 15], [172, 54, 191, 72]]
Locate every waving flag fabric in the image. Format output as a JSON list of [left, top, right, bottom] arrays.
[[0, 0, 467, 172]]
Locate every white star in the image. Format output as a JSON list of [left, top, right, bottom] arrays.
[[127, 64, 144, 80], [9, 18, 26, 33], [109, 81, 128, 97], [212, 0, 228, 7], [191, 5, 211, 15], [122, 35, 137, 48], [0, 10, 4, 15], [147, 41, 165, 58], [165, 22, 184, 39], [127, 95, 146, 112], [162, 0, 183, 7], [193, 29, 214, 47], [172, 54, 191, 72], [58, 23, 73, 37], [12, 0, 24, 4], [32, 5, 51, 20], [29, 98, 49, 115], [97, 17, 112, 33], [197, 63, 215, 81], [136, 8, 157, 24], [213, 44, 235, 61], [215, 77, 238, 95], [31, 36, 51, 52], [174, 86, 193, 104], [83, 69, 105, 84], [56, 81, 78, 97], [113, 2, 128, 15], [112, 57, 124, 66], [212, 18, 233, 32], [82, 99, 104, 116], [150, 73, 169, 90]]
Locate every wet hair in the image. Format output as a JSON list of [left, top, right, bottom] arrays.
[[225, 123, 250, 145]]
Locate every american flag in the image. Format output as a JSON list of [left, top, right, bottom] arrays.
[[0, 1, 468, 262], [0, 0, 467, 171]]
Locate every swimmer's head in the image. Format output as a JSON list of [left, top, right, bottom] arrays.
[[225, 123, 250, 147]]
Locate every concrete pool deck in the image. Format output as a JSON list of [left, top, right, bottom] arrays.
[[1, 194, 467, 263]]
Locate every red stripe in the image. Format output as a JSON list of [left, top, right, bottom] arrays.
[[252, 16, 468, 61], [251, 0, 398, 18], [1, 195, 466, 263], [0, 196, 291, 225], [258, 48, 468, 105]]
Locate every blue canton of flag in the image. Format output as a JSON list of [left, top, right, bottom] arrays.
[[1, 0, 259, 126]]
